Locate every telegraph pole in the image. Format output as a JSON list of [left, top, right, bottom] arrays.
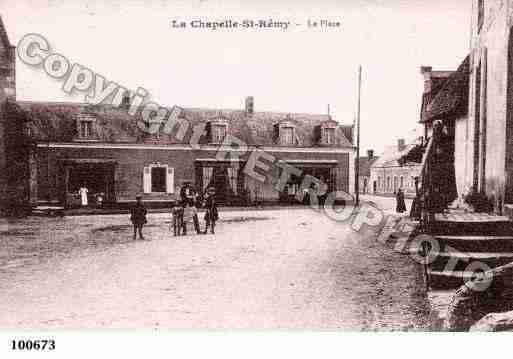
[[355, 66, 362, 206]]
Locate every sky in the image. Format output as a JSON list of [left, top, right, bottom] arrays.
[[0, 0, 472, 154]]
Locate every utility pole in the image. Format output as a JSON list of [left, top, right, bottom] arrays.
[[355, 66, 362, 206]]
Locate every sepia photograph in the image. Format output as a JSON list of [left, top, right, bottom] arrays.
[[1, 1, 513, 353]]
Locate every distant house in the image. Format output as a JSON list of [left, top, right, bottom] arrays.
[[356, 149, 379, 194], [369, 138, 424, 197], [0, 17, 356, 210]]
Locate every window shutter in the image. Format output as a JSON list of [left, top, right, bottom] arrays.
[[205, 122, 212, 143], [166, 167, 174, 193], [143, 166, 151, 193], [273, 123, 280, 143], [314, 125, 321, 144]]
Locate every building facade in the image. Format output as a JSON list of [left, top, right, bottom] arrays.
[[18, 100, 355, 207], [420, 56, 470, 198], [369, 138, 423, 197], [356, 149, 379, 194], [0, 17, 356, 210], [0, 16, 24, 212], [466, 0, 513, 206]]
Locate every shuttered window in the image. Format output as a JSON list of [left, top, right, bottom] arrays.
[[143, 167, 151, 193], [142, 165, 175, 193], [166, 167, 174, 194]]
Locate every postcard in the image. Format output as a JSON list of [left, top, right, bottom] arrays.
[[0, 0, 511, 357]]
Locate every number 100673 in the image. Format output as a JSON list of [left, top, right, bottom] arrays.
[[11, 339, 55, 351]]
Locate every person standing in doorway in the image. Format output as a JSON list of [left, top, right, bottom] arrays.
[[78, 184, 89, 207], [396, 188, 407, 213], [130, 194, 147, 240]]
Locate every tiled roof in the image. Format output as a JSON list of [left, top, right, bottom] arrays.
[[0, 16, 11, 49], [422, 55, 470, 123], [371, 137, 424, 168], [13, 100, 354, 148]]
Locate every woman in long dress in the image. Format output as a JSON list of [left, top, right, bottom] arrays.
[[78, 185, 89, 206], [396, 188, 407, 213]]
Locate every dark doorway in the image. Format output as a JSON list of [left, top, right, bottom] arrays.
[[279, 166, 336, 204], [65, 162, 115, 207], [151, 167, 167, 193], [195, 162, 243, 205]]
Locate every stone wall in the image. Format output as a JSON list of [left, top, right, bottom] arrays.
[[469, 0, 513, 205], [369, 164, 421, 196]]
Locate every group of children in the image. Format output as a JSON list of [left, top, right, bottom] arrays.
[[129, 183, 219, 240], [171, 185, 219, 236]]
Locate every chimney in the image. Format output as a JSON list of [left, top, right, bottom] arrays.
[[420, 66, 433, 93], [245, 96, 254, 115], [367, 149, 374, 160], [397, 139, 406, 152]]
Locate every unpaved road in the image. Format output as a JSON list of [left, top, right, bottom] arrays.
[[0, 209, 432, 330]]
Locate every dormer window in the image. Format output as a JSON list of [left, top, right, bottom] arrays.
[[316, 120, 337, 145], [76, 114, 97, 140], [273, 119, 297, 146], [324, 127, 335, 144], [212, 123, 227, 143], [281, 126, 294, 145], [79, 119, 93, 138], [207, 119, 228, 144]]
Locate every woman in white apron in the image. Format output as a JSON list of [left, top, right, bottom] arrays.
[[78, 185, 89, 206]]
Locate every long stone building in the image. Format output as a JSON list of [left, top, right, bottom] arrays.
[[369, 138, 423, 197], [0, 16, 356, 210]]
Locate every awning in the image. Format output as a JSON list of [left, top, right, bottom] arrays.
[[277, 159, 338, 164], [58, 158, 118, 164]]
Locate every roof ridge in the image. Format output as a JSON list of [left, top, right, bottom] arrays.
[[0, 15, 12, 49], [17, 101, 352, 126]]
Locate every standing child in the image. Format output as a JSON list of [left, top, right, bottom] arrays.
[[180, 182, 202, 235], [130, 194, 147, 240], [203, 186, 219, 234], [171, 202, 184, 236]]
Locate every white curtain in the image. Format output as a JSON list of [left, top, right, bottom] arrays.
[[227, 166, 238, 194], [203, 167, 213, 192], [143, 166, 151, 193]]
